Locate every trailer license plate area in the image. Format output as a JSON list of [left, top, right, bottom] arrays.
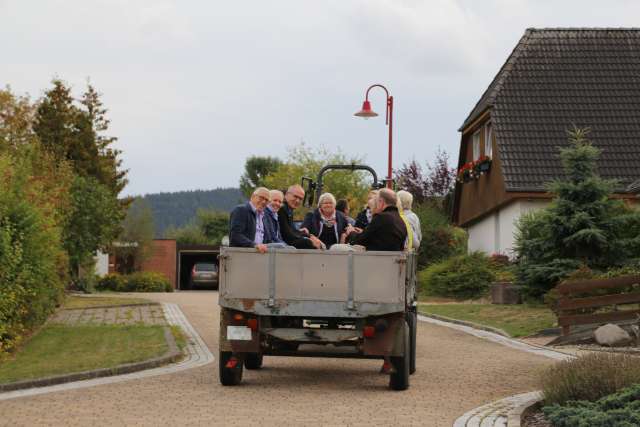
[[227, 326, 252, 340]]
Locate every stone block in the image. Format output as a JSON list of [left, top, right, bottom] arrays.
[[594, 323, 632, 347]]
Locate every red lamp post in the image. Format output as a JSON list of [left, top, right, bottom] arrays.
[[354, 84, 394, 188]]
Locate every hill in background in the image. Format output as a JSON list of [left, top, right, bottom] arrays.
[[136, 188, 244, 237]]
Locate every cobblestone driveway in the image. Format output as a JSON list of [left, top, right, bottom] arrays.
[[0, 292, 555, 426], [49, 304, 166, 326]]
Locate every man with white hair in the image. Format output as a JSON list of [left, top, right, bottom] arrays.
[[345, 188, 407, 251], [229, 187, 273, 253], [264, 189, 286, 244], [397, 190, 422, 249]]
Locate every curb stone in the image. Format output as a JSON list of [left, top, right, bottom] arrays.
[[418, 311, 511, 338], [0, 303, 214, 401], [0, 327, 180, 393], [61, 302, 160, 311]]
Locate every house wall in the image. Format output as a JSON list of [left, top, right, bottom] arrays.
[[94, 250, 109, 276], [466, 199, 550, 256], [455, 115, 511, 226], [141, 240, 177, 288]]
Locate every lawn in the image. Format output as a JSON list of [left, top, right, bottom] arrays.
[[0, 324, 168, 384], [64, 295, 151, 309], [418, 303, 556, 337]]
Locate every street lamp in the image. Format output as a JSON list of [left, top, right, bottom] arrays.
[[354, 84, 394, 188]]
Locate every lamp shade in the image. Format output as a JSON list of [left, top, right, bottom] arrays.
[[354, 100, 378, 118]]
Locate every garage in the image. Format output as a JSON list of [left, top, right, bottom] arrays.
[[177, 244, 220, 290]]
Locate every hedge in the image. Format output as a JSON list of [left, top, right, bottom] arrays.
[[96, 272, 173, 292], [0, 152, 69, 356]]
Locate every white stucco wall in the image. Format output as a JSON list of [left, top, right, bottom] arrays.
[[466, 199, 550, 257], [95, 250, 109, 277]]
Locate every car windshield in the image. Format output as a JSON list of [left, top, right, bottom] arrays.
[[195, 263, 217, 272]]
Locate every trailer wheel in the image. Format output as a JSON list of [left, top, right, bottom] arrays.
[[407, 311, 417, 375], [219, 351, 243, 386], [389, 322, 410, 391], [244, 353, 263, 370]]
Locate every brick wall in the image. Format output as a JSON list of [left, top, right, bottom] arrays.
[[141, 240, 177, 289]]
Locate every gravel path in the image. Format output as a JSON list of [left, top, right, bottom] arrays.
[[0, 292, 555, 426]]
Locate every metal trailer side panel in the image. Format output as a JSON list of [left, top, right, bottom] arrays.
[[219, 247, 407, 317]]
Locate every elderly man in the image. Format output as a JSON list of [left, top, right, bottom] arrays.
[[264, 189, 286, 244], [278, 184, 322, 249], [229, 187, 272, 253], [346, 188, 407, 251]]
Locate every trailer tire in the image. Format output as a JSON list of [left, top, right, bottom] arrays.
[[244, 353, 263, 370], [219, 351, 243, 386], [407, 311, 417, 375], [389, 322, 410, 391]]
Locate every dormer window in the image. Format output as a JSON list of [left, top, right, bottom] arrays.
[[472, 130, 481, 161], [485, 122, 493, 158]]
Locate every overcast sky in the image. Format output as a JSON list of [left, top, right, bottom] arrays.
[[2, 0, 639, 196]]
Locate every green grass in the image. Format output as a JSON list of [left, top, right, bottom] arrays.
[[418, 303, 556, 337], [64, 295, 151, 309], [0, 324, 168, 384], [170, 325, 188, 350]]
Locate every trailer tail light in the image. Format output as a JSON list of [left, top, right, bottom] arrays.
[[233, 313, 244, 321], [363, 326, 376, 338], [247, 318, 258, 331], [225, 357, 239, 369]]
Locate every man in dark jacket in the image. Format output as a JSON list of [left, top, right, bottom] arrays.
[[229, 187, 273, 253], [278, 184, 322, 249], [264, 189, 286, 244], [346, 188, 407, 251]]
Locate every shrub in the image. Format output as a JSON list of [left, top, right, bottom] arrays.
[[418, 252, 495, 299], [96, 274, 127, 292], [541, 353, 640, 406], [543, 383, 640, 427], [126, 272, 172, 292], [97, 272, 173, 293], [413, 203, 467, 268]]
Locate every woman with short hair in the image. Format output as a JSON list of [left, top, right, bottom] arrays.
[[301, 192, 349, 249], [397, 190, 422, 249]]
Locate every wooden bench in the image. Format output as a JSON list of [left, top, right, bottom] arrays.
[[556, 275, 640, 336]]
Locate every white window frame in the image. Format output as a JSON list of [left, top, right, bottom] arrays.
[[485, 122, 493, 158], [472, 130, 481, 161]]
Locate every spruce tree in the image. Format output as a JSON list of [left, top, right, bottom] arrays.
[[515, 127, 640, 298]]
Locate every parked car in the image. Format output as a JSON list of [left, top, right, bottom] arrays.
[[191, 262, 219, 289]]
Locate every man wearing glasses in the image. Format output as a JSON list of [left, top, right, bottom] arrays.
[[278, 184, 323, 250], [229, 187, 274, 253]]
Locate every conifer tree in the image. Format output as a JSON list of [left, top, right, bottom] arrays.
[[515, 127, 640, 298]]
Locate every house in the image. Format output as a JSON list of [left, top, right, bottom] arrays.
[[452, 28, 640, 256], [108, 239, 220, 290]]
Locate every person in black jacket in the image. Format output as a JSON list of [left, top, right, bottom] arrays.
[[278, 184, 322, 249], [346, 188, 407, 251], [302, 193, 348, 249]]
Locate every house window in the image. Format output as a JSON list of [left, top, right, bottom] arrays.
[[485, 123, 493, 158], [472, 130, 480, 161]]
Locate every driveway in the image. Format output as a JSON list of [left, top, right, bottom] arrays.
[[0, 292, 553, 426]]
